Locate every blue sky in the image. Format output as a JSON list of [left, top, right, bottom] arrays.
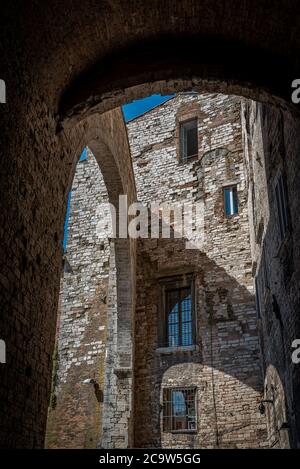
[[63, 148, 87, 251], [122, 93, 174, 122], [63, 94, 173, 251]]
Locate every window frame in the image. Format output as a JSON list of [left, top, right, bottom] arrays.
[[158, 274, 196, 349], [257, 242, 270, 307], [162, 386, 197, 433], [254, 276, 261, 320], [223, 184, 239, 217], [179, 118, 198, 162]]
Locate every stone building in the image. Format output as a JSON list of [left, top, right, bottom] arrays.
[[45, 149, 111, 448], [242, 101, 300, 448], [46, 92, 269, 448], [2, 1, 300, 451]]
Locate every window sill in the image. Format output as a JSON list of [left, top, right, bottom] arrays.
[[164, 429, 198, 434], [178, 154, 199, 165], [156, 345, 199, 354], [171, 429, 197, 434]]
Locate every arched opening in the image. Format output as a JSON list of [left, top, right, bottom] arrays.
[[45, 147, 115, 448], [40, 88, 300, 449], [43, 109, 136, 449], [1, 2, 300, 449]]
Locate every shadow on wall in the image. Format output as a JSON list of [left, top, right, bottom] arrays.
[[131, 99, 300, 450], [249, 102, 300, 449], [133, 228, 268, 449], [46, 138, 135, 449], [263, 365, 290, 448]]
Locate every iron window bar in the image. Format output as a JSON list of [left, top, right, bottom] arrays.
[[163, 387, 197, 433]]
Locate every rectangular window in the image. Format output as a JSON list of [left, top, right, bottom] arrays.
[[260, 244, 269, 299], [166, 285, 193, 347], [254, 277, 261, 319], [275, 171, 288, 242], [159, 275, 195, 348], [180, 119, 198, 161], [163, 387, 197, 432], [252, 185, 257, 230], [224, 185, 238, 217]]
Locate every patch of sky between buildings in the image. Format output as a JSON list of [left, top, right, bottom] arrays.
[[122, 93, 175, 122], [63, 148, 87, 251]]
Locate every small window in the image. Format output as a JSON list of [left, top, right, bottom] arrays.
[[224, 185, 238, 217], [254, 277, 261, 319], [275, 171, 288, 242], [260, 244, 269, 299], [163, 387, 197, 432], [180, 119, 198, 161]]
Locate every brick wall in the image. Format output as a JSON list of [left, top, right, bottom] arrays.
[[46, 148, 111, 448], [1, 2, 300, 449], [42, 92, 300, 449], [45, 106, 137, 449], [242, 100, 300, 448], [127, 93, 267, 448]]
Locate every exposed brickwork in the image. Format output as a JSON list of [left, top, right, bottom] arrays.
[[46, 148, 111, 448], [242, 100, 300, 448], [0, 105, 136, 448], [45, 111, 137, 448], [126, 93, 267, 448], [1, 2, 300, 448], [50, 89, 299, 447], [45, 93, 271, 449]]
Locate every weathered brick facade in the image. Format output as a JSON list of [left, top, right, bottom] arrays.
[[1, 1, 300, 450], [128, 93, 267, 448], [46, 149, 111, 448], [47, 93, 272, 448], [46, 134, 136, 449], [242, 100, 300, 448]]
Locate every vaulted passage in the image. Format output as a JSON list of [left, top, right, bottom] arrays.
[[1, 1, 300, 449], [44, 90, 300, 449]]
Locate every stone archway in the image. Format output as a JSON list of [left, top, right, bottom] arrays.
[[61, 111, 137, 449], [1, 0, 300, 449], [0, 105, 136, 448]]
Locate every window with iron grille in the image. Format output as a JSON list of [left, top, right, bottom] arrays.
[[159, 275, 195, 348], [163, 387, 197, 432], [275, 171, 288, 242], [180, 119, 198, 161]]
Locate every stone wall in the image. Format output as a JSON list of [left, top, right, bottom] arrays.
[[242, 100, 300, 448], [1, 1, 300, 448], [45, 134, 136, 449], [38, 92, 300, 449], [127, 93, 267, 448], [46, 148, 112, 448]]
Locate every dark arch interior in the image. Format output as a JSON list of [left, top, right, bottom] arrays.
[[60, 35, 299, 124]]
